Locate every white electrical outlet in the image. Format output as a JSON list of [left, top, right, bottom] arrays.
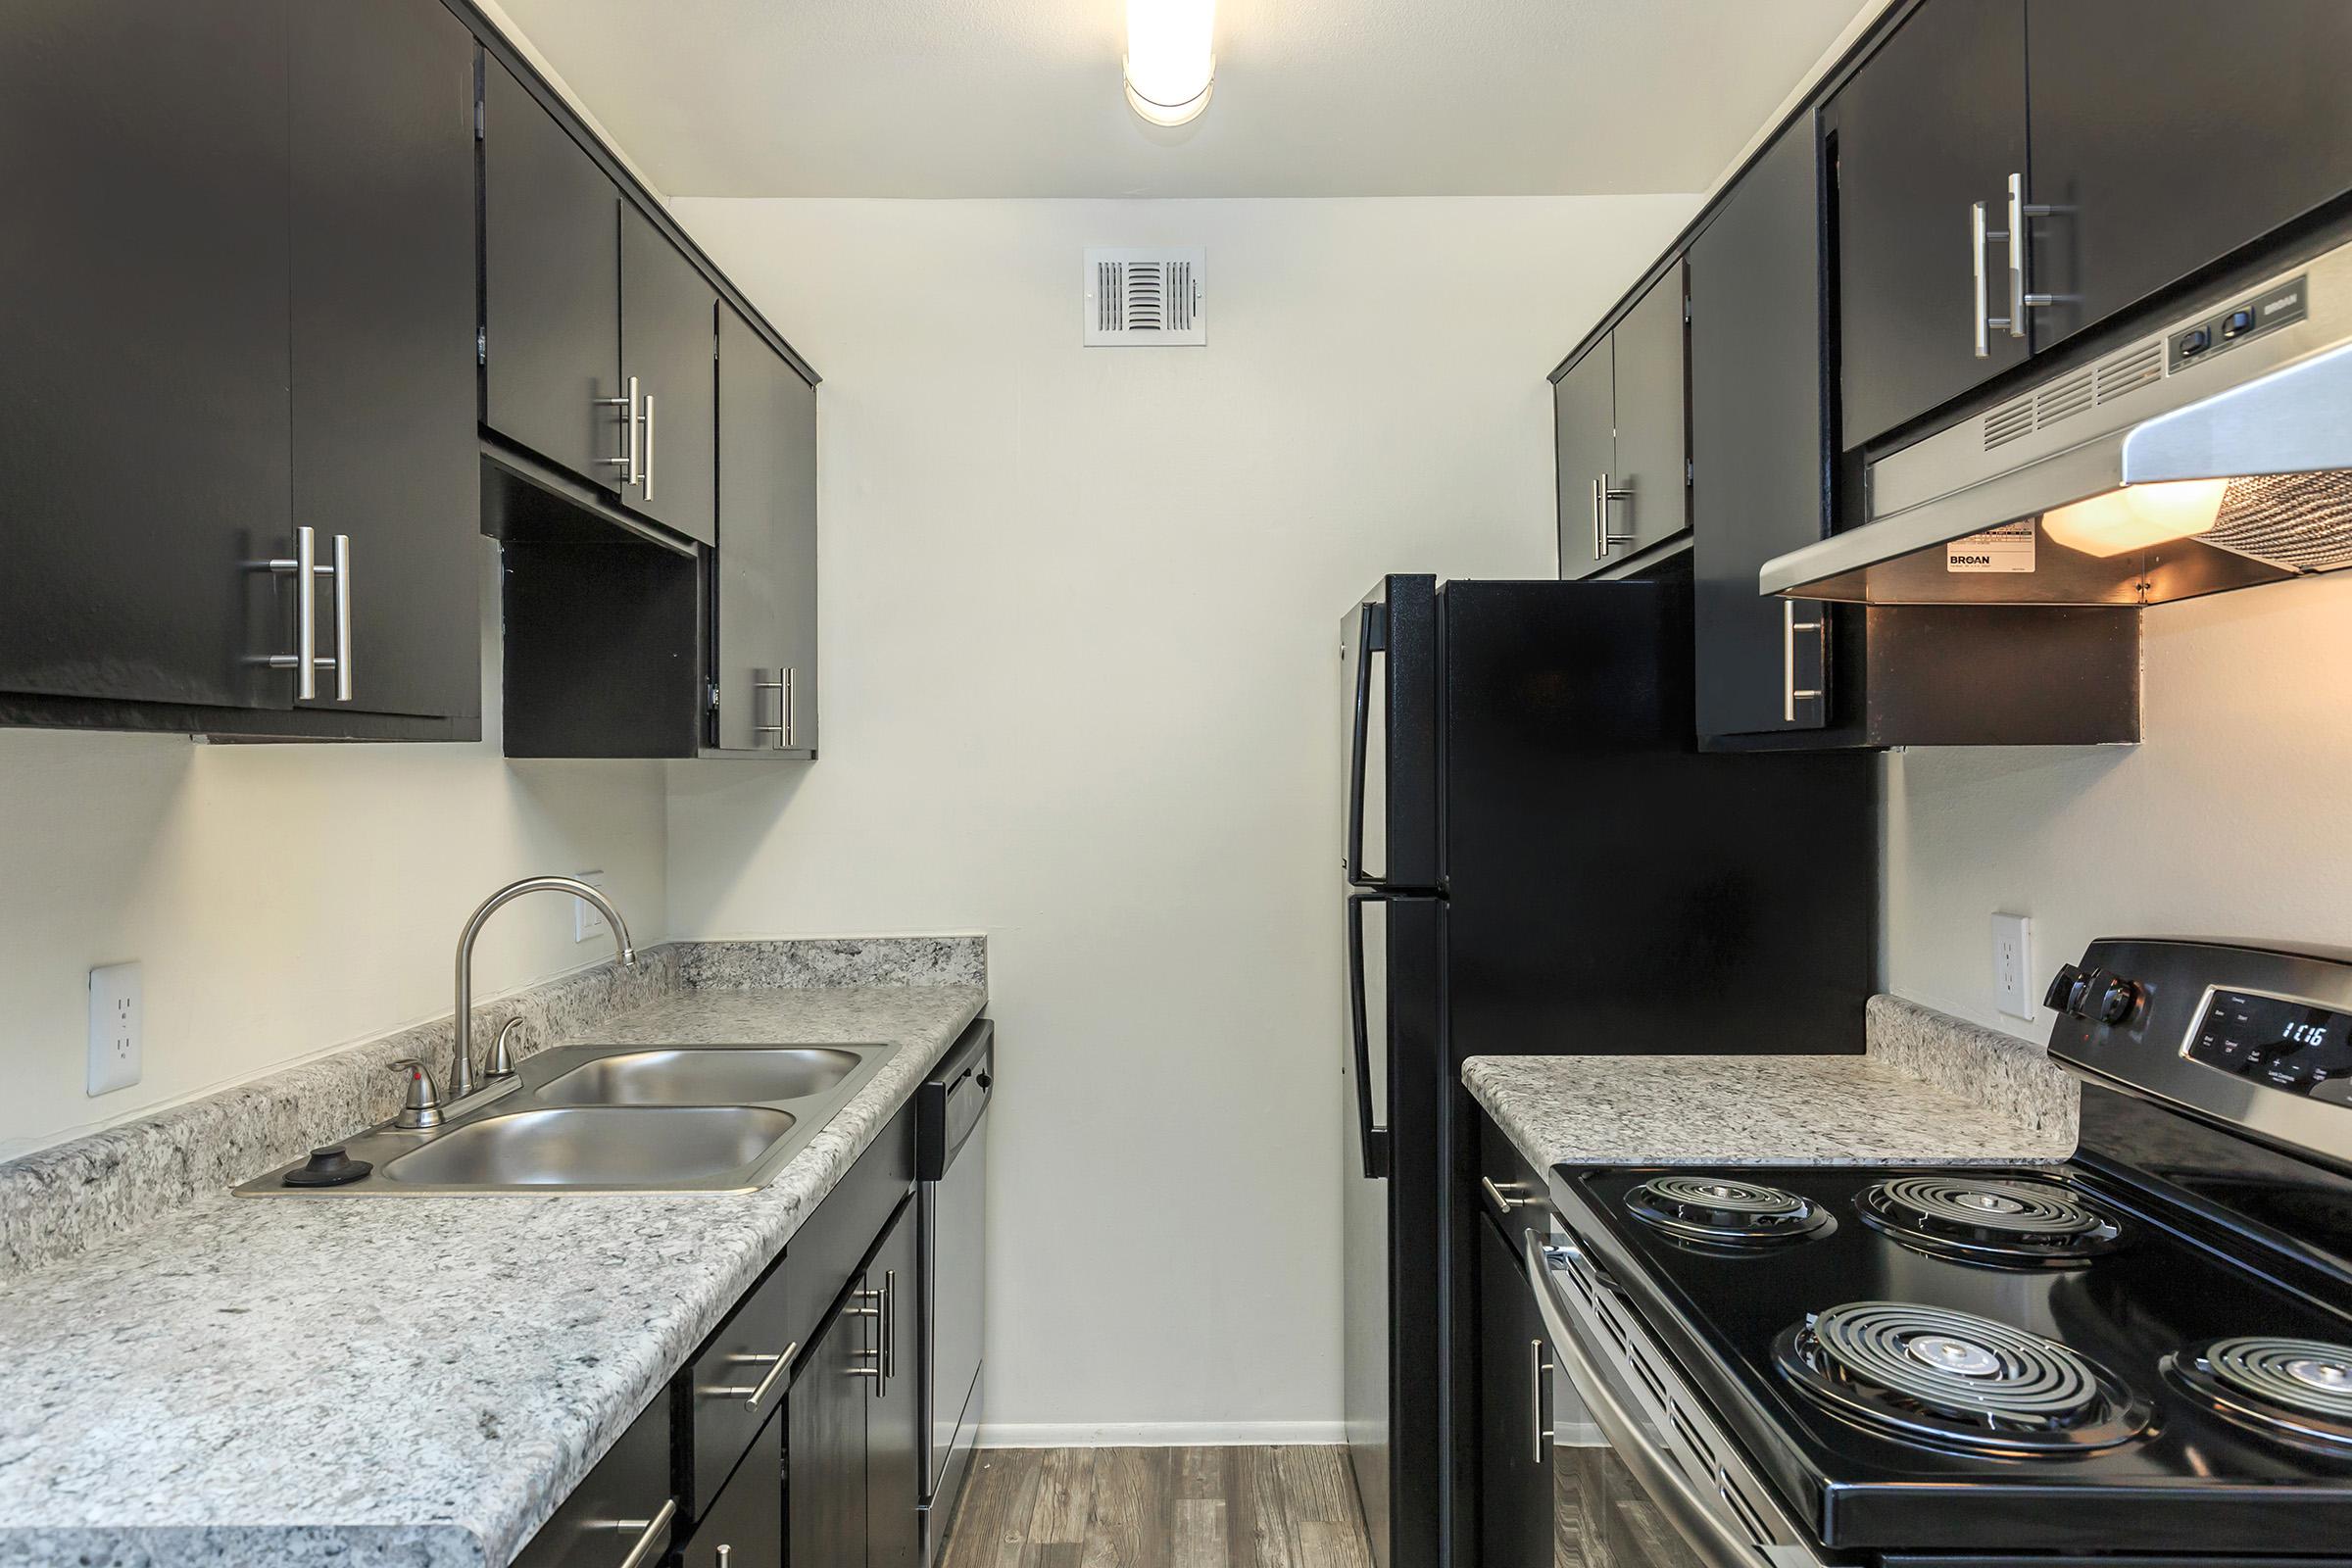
[[573, 869, 609, 944], [87, 961, 143, 1096], [1991, 913, 2034, 1020]]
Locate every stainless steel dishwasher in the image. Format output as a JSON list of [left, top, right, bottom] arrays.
[[916, 1017, 991, 1566]]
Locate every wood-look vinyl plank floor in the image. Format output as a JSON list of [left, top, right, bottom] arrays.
[[943, 1447, 1375, 1568]]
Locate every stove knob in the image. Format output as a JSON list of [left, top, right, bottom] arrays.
[[2097, 976, 2141, 1025], [2043, 963, 2091, 1016]]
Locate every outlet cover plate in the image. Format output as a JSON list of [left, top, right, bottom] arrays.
[[573, 869, 609, 944], [87, 960, 143, 1096], [1991, 913, 2034, 1020]]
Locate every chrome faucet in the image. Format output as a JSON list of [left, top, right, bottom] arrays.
[[450, 876, 636, 1100]]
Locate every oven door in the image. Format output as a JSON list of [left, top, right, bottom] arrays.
[[1519, 1220, 1834, 1568]]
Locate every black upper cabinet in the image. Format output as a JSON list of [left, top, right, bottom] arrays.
[[1, 0, 293, 710], [483, 62, 624, 487], [289, 0, 479, 722], [1690, 121, 1831, 741], [1552, 344, 1614, 579], [620, 208, 719, 546], [1609, 266, 1690, 561], [712, 306, 819, 755], [1833, 0, 2030, 449], [2024, 0, 2352, 351]]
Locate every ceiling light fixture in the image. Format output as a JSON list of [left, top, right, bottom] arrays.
[[2038, 477, 2233, 558], [1124, 0, 1216, 126]]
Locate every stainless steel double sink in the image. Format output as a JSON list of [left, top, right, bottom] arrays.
[[238, 1042, 899, 1197]]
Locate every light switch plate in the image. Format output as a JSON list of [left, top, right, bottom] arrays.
[[87, 961, 143, 1096], [1991, 912, 2034, 1020], [573, 869, 608, 944]]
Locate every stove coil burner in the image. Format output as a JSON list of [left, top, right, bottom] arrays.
[[2166, 1336, 2352, 1449], [1625, 1175, 1834, 1248], [1776, 1301, 2150, 1453], [1856, 1176, 2121, 1266]]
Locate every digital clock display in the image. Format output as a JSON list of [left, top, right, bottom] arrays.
[[2186, 989, 2352, 1099]]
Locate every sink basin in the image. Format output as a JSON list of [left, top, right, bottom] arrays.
[[381, 1106, 795, 1189], [536, 1047, 864, 1106]]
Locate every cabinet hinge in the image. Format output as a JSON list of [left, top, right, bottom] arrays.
[[707, 681, 721, 712], [1686, 458, 1693, 487], [1683, 296, 1691, 324], [476, 328, 487, 366], [474, 97, 485, 140]]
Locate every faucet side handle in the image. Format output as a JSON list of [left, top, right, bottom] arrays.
[[386, 1058, 445, 1131], [486, 1017, 527, 1080]]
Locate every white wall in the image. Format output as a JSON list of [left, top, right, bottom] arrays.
[[0, 542, 668, 1160], [1885, 571, 2352, 1036], [662, 194, 1697, 1439]]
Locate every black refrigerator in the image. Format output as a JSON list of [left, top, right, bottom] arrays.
[[1339, 573, 1876, 1568]]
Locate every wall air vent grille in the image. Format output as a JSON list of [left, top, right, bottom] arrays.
[[2096, 340, 2166, 404], [1083, 248, 1206, 346]]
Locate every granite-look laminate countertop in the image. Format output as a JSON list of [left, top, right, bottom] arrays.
[[0, 982, 985, 1568], [1465, 999, 2079, 1173]]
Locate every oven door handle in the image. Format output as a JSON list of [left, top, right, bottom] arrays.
[[1523, 1227, 1814, 1568]]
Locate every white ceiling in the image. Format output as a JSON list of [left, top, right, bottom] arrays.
[[493, 0, 1877, 199]]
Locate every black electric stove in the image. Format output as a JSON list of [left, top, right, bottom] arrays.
[[1531, 939, 2352, 1568]]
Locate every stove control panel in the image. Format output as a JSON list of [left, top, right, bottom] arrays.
[[2186, 989, 2352, 1102], [2047, 938, 2352, 1171]]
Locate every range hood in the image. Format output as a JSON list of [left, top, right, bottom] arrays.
[[1762, 237, 2352, 606]]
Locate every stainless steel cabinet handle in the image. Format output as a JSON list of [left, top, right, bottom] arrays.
[[1972, 200, 2011, 357], [642, 392, 656, 501], [609, 1498, 675, 1568], [321, 533, 352, 703], [1529, 1337, 1555, 1465], [716, 1547, 731, 1568], [260, 525, 319, 700], [1783, 600, 1824, 722], [784, 667, 797, 749], [1481, 1176, 1533, 1219], [597, 376, 641, 484], [1596, 472, 1635, 555], [2006, 172, 2059, 334], [700, 1341, 798, 1409], [882, 1267, 897, 1384], [752, 669, 786, 745]]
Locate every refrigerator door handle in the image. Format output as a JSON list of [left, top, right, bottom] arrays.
[[1347, 890, 1392, 1179], [1345, 601, 1386, 888]]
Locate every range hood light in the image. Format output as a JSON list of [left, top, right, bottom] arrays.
[[2038, 478, 2232, 559], [1124, 0, 1217, 126]]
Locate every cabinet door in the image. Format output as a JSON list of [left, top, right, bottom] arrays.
[[680, 1415, 783, 1568], [865, 1201, 922, 1568], [1690, 122, 1831, 739], [787, 1298, 869, 1568], [712, 306, 819, 754], [483, 62, 623, 485], [512, 1395, 674, 1568], [288, 0, 479, 722], [1477, 1218, 1549, 1568], [1834, 0, 2030, 448], [1551, 345, 1615, 580], [620, 206, 718, 544], [2025, 0, 2352, 350], [1609, 265, 1690, 560], [0, 0, 292, 710]]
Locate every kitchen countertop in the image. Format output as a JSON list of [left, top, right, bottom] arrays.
[[0, 981, 985, 1568], [1464, 1001, 2079, 1172]]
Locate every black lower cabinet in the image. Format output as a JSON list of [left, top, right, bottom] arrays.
[[1476, 1217, 1548, 1568], [865, 1200, 923, 1568], [511, 1395, 674, 1568], [679, 1416, 783, 1568], [789, 1296, 871, 1568]]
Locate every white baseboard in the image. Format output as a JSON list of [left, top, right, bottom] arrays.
[[978, 1420, 1348, 1448]]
